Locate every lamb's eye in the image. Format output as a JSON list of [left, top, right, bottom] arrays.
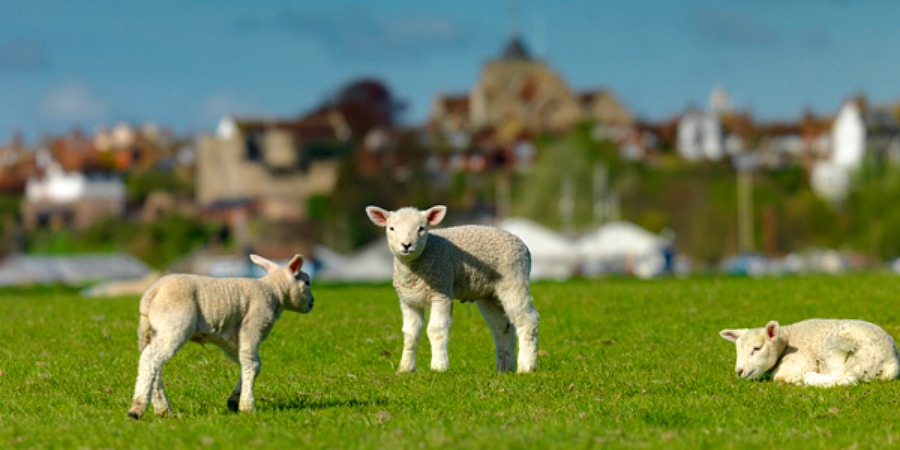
[[388, 226, 395, 231], [751, 345, 762, 354], [417, 226, 425, 233]]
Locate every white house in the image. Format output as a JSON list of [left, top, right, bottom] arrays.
[[25, 163, 123, 204], [676, 87, 735, 162], [810, 99, 867, 203], [23, 162, 125, 229], [832, 100, 866, 170], [677, 109, 724, 161]]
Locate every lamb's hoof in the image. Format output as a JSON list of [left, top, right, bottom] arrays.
[[516, 363, 536, 373], [227, 397, 239, 412], [127, 411, 141, 420]]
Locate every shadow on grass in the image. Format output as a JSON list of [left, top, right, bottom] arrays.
[[269, 397, 387, 411]]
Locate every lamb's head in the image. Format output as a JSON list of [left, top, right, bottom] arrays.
[[365, 205, 447, 261], [250, 254, 314, 313], [719, 321, 787, 380]]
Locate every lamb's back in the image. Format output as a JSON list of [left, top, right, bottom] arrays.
[[786, 319, 886, 346], [399, 225, 530, 300], [783, 319, 897, 363], [144, 274, 267, 333], [784, 319, 846, 347], [431, 225, 530, 270]]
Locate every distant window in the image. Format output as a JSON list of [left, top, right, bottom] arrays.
[[245, 130, 263, 161]]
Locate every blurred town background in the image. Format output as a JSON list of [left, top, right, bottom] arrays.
[[1, 3, 900, 288]]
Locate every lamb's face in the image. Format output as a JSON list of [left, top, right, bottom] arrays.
[[719, 322, 784, 380], [286, 269, 314, 314], [384, 208, 431, 260], [366, 205, 447, 262]]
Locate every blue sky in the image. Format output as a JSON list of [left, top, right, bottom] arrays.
[[2, 0, 899, 143]]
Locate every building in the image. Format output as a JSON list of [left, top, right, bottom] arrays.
[[430, 35, 632, 140], [811, 99, 867, 203], [22, 161, 125, 230], [676, 87, 738, 162], [196, 111, 352, 253]]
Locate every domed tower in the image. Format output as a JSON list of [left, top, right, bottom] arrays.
[[469, 35, 581, 133]]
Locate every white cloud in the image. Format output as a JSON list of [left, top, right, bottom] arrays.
[[0, 39, 48, 71], [38, 80, 110, 123], [261, 5, 471, 63], [689, 9, 779, 48]]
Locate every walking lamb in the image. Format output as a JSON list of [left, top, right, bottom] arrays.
[[719, 319, 900, 387], [127, 254, 314, 419], [366, 205, 539, 373]]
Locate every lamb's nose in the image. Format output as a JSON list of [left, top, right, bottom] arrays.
[[402, 243, 412, 251], [736, 368, 744, 377]]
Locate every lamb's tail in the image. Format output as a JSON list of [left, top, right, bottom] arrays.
[[137, 314, 152, 351], [137, 283, 161, 351]]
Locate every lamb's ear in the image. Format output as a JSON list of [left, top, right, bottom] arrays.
[[719, 329, 744, 343], [765, 321, 780, 341], [424, 205, 447, 226], [365, 206, 390, 227], [287, 254, 305, 276], [250, 254, 278, 273]]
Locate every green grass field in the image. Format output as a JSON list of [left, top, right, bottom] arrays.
[[2, 274, 900, 449]]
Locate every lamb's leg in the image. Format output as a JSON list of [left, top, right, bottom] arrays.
[[498, 284, 539, 373], [398, 301, 425, 373], [802, 355, 856, 387], [237, 338, 262, 413], [804, 330, 863, 387], [427, 297, 453, 372], [228, 376, 243, 412], [219, 343, 242, 412], [150, 371, 171, 416], [128, 335, 185, 419], [477, 298, 516, 372]]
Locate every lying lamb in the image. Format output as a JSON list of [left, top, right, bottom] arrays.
[[366, 205, 539, 373], [719, 319, 900, 387], [127, 254, 314, 419]]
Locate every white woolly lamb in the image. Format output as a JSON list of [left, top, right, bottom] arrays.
[[719, 319, 900, 387], [366, 205, 539, 373], [127, 254, 314, 419]]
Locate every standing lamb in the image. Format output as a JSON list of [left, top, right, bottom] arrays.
[[719, 319, 900, 387], [366, 205, 539, 373], [127, 254, 314, 420]]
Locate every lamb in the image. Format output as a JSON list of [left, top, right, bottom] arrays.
[[365, 205, 539, 373], [127, 254, 314, 420], [719, 319, 900, 387]]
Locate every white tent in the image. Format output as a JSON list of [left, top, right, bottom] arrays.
[[498, 217, 577, 280], [577, 221, 666, 278], [0, 253, 151, 286], [314, 241, 394, 282]]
